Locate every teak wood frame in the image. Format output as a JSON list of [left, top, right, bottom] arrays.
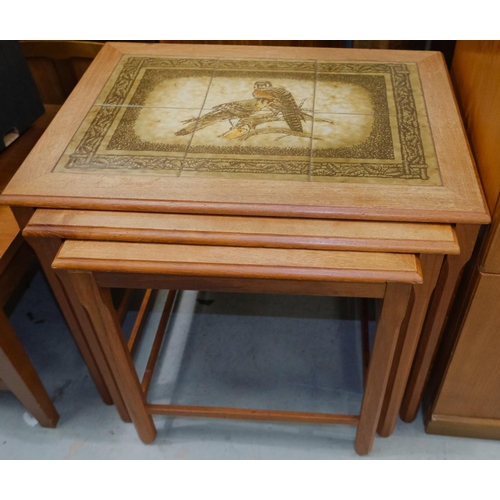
[[1, 43, 490, 224], [52, 239, 422, 455], [400, 224, 480, 422], [22, 208, 461, 437]]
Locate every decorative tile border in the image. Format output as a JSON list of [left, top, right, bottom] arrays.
[[56, 56, 439, 185]]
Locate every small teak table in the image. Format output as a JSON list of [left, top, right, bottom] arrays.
[[53, 237, 423, 455], [1, 43, 490, 451]]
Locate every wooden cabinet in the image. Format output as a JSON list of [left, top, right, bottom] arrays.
[[428, 269, 500, 438], [426, 41, 500, 439]]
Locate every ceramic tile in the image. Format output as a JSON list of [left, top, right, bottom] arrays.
[[182, 156, 311, 183], [181, 104, 312, 181], [54, 56, 440, 185], [310, 61, 439, 184], [315, 61, 422, 117], [314, 74, 393, 115], [53, 106, 201, 176], [204, 72, 315, 116], [310, 109, 439, 185], [187, 104, 313, 149], [106, 106, 197, 151], [128, 70, 212, 109], [311, 112, 401, 158], [94, 55, 217, 107], [179, 60, 315, 180], [409, 121, 441, 185]]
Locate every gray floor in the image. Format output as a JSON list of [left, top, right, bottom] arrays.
[[1, 270, 500, 459]]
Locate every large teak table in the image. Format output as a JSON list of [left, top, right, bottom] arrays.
[[1, 43, 490, 447]]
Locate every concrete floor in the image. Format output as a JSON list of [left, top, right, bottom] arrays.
[[1, 270, 500, 459]]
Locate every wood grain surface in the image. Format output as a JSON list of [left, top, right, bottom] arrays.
[[0, 105, 60, 193], [431, 270, 500, 421], [93, 272, 387, 299], [0, 207, 22, 274], [24, 235, 119, 409], [146, 404, 359, 425], [400, 224, 480, 422], [69, 270, 156, 443], [53, 240, 423, 284], [423, 42, 500, 440], [377, 253, 444, 437], [20, 41, 103, 105], [451, 40, 500, 214], [355, 282, 413, 455], [427, 413, 500, 440], [451, 41, 500, 273], [479, 200, 500, 274], [26, 209, 460, 254]]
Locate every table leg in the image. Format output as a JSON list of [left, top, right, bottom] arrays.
[[400, 224, 480, 423], [377, 253, 444, 436], [69, 270, 156, 444], [0, 310, 60, 428], [355, 282, 412, 456], [25, 234, 131, 422]]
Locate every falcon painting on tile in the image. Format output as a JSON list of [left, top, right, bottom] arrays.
[[54, 56, 441, 185]]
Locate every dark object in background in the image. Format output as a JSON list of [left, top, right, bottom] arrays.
[[0, 41, 44, 152]]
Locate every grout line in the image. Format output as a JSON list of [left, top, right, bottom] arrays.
[[96, 103, 207, 111], [178, 59, 220, 177], [308, 61, 319, 182], [94, 103, 391, 118]]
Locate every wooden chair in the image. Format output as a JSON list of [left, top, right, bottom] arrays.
[[0, 100, 65, 427], [1, 42, 137, 413], [0, 206, 59, 427], [0, 101, 141, 426], [52, 239, 423, 455], [20, 41, 104, 105]]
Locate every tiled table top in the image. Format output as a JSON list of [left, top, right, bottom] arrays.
[[1, 43, 489, 223], [57, 56, 439, 185]]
